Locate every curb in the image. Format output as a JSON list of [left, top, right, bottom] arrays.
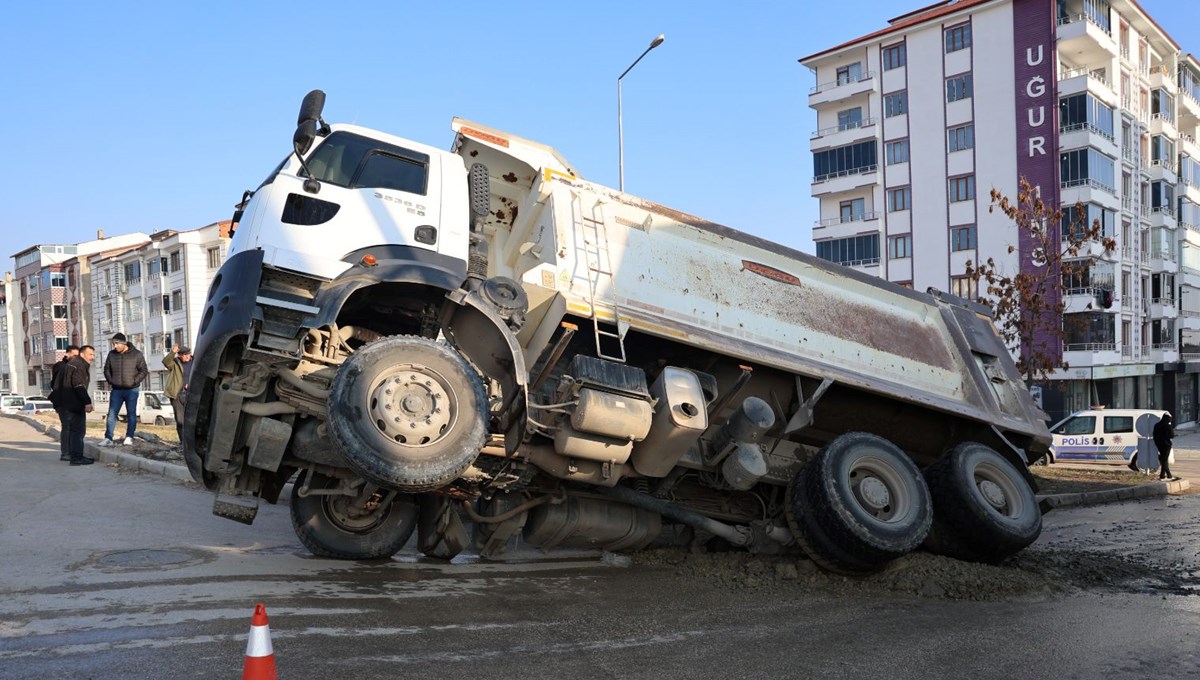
[[1038, 478, 1191, 512], [15, 413, 194, 483]]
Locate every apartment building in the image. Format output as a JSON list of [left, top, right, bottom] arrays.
[[802, 0, 1200, 422], [10, 233, 150, 396], [89, 221, 231, 392], [1, 273, 12, 392]]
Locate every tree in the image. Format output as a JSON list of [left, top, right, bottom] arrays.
[[964, 177, 1118, 384]]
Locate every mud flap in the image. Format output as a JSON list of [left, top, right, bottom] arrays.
[[417, 495, 469, 560], [213, 493, 260, 525]]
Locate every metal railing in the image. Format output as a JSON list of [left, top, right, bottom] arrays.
[[1064, 343, 1117, 352], [811, 117, 877, 139], [813, 164, 878, 184], [1060, 121, 1115, 142], [1151, 297, 1176, 305], [810, 70, 874, 94], [1150, 342, 1179, 351], [1150, 111, 1176, 125], [814, 210, 882, 227], [1058, 67, 1112, 89], [838, 257, 881, 268], [1061, 177, 1115, 193], [1150, 249, 1177, 261], [1150, 205, 1176, 218]]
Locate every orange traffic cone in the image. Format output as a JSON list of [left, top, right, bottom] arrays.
[[242, 603, 277, 680]]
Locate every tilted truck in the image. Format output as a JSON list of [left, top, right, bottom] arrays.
[[184, 90, 1052, 573]]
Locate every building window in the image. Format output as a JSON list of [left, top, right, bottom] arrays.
[[836, 62, 863, 85], [884, 91, 908, 117], [169, 251, 181, 273], [1151, 88, 1175, 123], [149, 296, 162, 315], [839, 198, 866, 223], [948, 175, 976, 202], [837, 107, 864, 130], [1059, 93, 1115, 140], [813, 140, 878, 181], [816, 234, 880, 266], [162, 294, 171, 313], [888, 235, 912, 259], [50, 272, 66, 287], [950, 275, 977, 300], [946, 74, 973, 103], [171, 290, 183, 312], [123, 261, 141, 284], [885, 139, 910, 165], [1150, 181, 1174, 214], [1060, 148, 1116, 192], [950, 225, 977, 251], [945, 24, 971, 53], [1150, 135, 1174, 164], [207, 247, 221, 269], [52, 304, 68, 319], [947, 124, 975, 152], [1061, 204, 1116, 238], [55, 337, 71, 351], [148, 258, 161, 276], [882, 43, 906, 70], [887, 187, 912, 212]]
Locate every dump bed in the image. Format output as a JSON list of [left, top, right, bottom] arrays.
[[453, 120, 1050, 455]]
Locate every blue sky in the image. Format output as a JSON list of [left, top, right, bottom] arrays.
[[0, 0, 1194, 269]]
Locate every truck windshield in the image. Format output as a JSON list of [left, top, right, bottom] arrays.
[[303, 131, 429, 195]]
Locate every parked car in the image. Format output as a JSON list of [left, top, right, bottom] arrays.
[[1047, 408, 1166, 466], [111, 390, 174, 426], [1, 395, 26, 414], [20, 399, 55, 415]]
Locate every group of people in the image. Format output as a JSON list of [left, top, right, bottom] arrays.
[[48, 333, 192, 465]]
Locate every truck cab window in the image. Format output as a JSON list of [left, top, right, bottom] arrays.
[[303, 131, 429, 195]]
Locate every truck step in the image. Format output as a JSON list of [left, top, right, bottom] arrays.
[[212, 494, 260, 525]]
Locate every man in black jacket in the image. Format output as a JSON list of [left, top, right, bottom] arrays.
[[51, 345, 79, 391], [51, 345, 97, 465], [100, 333, 148, 447], [50, 345, 79, 461]]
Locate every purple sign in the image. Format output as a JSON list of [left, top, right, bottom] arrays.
[[1013, 0, 1061, 366]]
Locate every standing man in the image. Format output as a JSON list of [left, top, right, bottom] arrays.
[[99, 333, 148, 447], [162, 344, 193, 442], [54, 345, 97, 465], [50, 345, 79, 462], [1154, 412, 1178, 481]]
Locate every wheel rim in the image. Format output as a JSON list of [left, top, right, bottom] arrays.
[[971, 460, 1027, 519], [368, 364, 457, 447], [321, 491, 392, 534], [848, 455, 912, 523]]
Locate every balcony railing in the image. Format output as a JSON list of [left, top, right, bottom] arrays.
[[1151, 296, 1176, 305], [1064, 343, 1117, 352], [1150, 205, 1176, 218], [813, 165, 878, 184], [1058, 67, 1112, 89], [1060, 121, 1115, 142], [811, 70, 874, 94], [1151, 111, 1176, 125], [1150, 342, 1179, 352], [811, 117, 877, 139], [833, 257, 881, 268], [1150, 249, 1177, 261], [814, 210, 882, 227], [1056, 13, 1112, 35], [1061, 177, 1115, 193]]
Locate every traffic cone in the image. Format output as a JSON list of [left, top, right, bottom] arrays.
[[242, 603, 277, 680]]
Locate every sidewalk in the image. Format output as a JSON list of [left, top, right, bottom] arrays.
[[13, 413, 193, 483]]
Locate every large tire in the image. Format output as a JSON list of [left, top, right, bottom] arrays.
[[328, 335, 488, 491], [786, 432, 932, 574], [290, 471, 419, 559], [923, 442, 1042, 564]]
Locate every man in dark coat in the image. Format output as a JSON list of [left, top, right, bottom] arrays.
[[50, 345, 79, 461], [51, 345, 97, 465], [1153, 412, 1178, 481], [100, 332, 148, 446]]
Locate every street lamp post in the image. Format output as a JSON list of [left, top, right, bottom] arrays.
[[618, 33, 665, 193]]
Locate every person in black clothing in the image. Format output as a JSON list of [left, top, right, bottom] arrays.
[[50, 345, 79, 461], [50, 345, 97, 465], [1153, 412, 1178, 481]]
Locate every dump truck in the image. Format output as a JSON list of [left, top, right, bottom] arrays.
[[184, 90, 1052, 573]]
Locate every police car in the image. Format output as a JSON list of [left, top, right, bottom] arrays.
[[1047, 408, 1167, 466]]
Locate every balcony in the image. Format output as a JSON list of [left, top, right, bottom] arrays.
[[1150, 297, 1178, 318], [1059, 122, 1118, 157], [1149, 206, 1178, 230], [1150, 65, 1176, 94], [1147, 159, 1178, 185], [1150, 247, 1179, 272], [1147, 342, 1180, 363], [1064, 343, 1121, 367], [811, 165, 879, 197], [1181, 88, 1200, 124], [1060, 178, 1119, 210], [1149, 113, 1177, 138], [813, 210, 881, 232], [1056, 14, 1116, 63], [1058, 68, 1118, 109], [810, 118, 877, 150], [809, 71, 875, 107]]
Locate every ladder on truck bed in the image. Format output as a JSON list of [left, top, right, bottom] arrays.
[[575, 194, 627, 363]]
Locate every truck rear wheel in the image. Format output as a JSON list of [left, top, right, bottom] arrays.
[[328, 335, 488, 492], [923, 442, 1042, 564], [786, 432, 932, 574], [290, 471, 418, 559]]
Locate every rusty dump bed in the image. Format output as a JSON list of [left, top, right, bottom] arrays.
[[452, 121, 1051, 455]]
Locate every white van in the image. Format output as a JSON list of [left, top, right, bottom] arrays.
[[1048, 408, 1166, 466], [102, 390, 175, 426], [1, 395, 26, 414]]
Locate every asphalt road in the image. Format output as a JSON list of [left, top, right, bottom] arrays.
[[2, 416, 1199, 679]]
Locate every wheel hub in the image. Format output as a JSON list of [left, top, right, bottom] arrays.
[[978, 479, 1007, 509], [370, 369, 454, 446], [855, 476, 892, 512]]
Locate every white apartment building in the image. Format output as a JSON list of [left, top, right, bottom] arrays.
[[802, 0, 1200, 423], [89, 222, 231, 392], [1, 273, 13, 392]]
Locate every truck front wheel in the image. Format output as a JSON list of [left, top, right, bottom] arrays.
[[922, 442, 1042, 564], [327, 335, 488, 492], [290, 471, 419, 559], [787, 432, 932, 574]]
